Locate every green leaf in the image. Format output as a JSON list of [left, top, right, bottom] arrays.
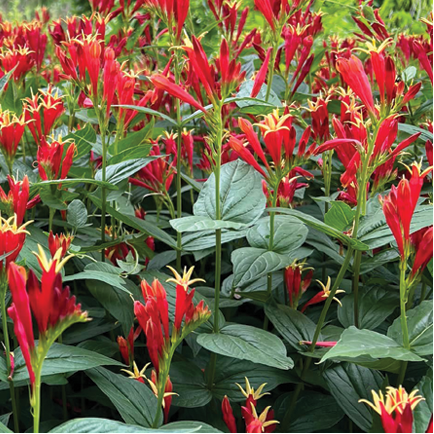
[[324, 201, 356, 231], [114, 105, 177, 125], [247, 216, 308, 254], [358, 205, 433, 249], [268, 207, 369, 251], [212, 357, 298, 401], [67, 199, 88, 229], [1, 343, 123, 384], [338, 286, 399, 330], [64, 265, 129, 294], [387, 301, 433, 356], [163, 421, 222, 433], [0, 67, 16, 100], [232, 247, 290, 287], [170, 216, 247, 232], [320, 327, 425, 364], [170, 362, 212, 408], [64, 124, 97, 159], [95, 157, 158, 185], [109, 145, 153, 165], [264, 303, 318, 351], [86, 280, 134, 335], [31, 178, 118, 193], [193, 160, 266, 225], [109, 125, 153, 156], [197, 324, 294, 370], [86, 367, 161, 428], [413, 375, 433, 433], [323, 363, 384, 432], [182, 228, 248, 251], [398, 123, 433, 142], [288, 392, 345, 432], [0, 421, 12, 434], [87, 195, 177, 249], [49, 418, 215, 433]]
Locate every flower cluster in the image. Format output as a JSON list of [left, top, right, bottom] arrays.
[[359, 386, 426, 433], [222, 378, 278, 433]]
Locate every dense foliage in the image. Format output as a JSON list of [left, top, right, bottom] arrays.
[[0, 0, 432, 433]]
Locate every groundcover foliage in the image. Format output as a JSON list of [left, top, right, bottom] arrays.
[[0, 0, 432, 432]]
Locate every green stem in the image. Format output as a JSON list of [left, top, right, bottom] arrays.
[[98, 110, 108, 262], [207, 105, 223, 389], [175, 108, 182, 271], [264, 187, 279, 330], [265, 45, 278, 102], [1, 282, 19, 433], [152, 347, 175, 427], [32, 369, 42, 433], [352, 250, 362, 328], [48, 207, 55, 232], [283, 148, 371, 427], [397, 259, 410, 386]]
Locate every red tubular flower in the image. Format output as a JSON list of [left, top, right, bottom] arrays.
[[117, 335, 130, 365], [254, 0, 275, 30], [134, 279, 170, 372], [129, 144, 174, 193], [0, 47, 35, 82], [117, 326, 141, 365], [379, 163, 432, 259], [48, 231, 73, 258], [7, 264, 35, 388], [0, 175, 30, 226], [299, 340, 337, 347], [23, 21, 47, 72], [301, 276, 345, 313], [410, 226, 433, 278], [163, 375, 173, 423], [216, 38, 246, 98], [166, 266, 207, 331], [0, 110, 29, 167], [150, 73, 207, 113], [184, 36, 217, 102], [308, 97, 330, 142], [222, 396, 237, 433], [426, 415, 433, 433], [251, 47, 272, 98], [360, 387, 425, 434], [37, 137, 76, 182], [23, 88, 65, 145], [0, 215, 30, 273], [242, 403, 277, 433], [336, 55, 376, 116], [284, 262, 313, 308], [228, 136, 267, 178], [102, 48, 120, 115], [7, 248, 87, 391], [77, 36, 102, 98]]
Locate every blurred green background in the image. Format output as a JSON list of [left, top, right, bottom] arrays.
[[0, 0, 431, 36]]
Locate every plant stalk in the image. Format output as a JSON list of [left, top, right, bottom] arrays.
[[397, 258, 410, 386], [1, 281, 19, 433], [207, 104, 223, 389]]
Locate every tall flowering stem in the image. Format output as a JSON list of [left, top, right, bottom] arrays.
[[7, 247, 88, 433], [134, 268, 210, 426], [379, 164, 432, 384]]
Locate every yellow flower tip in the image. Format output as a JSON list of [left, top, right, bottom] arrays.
[[33, 245, 73, 274], [122, 362, 150, 380], [166, 265, 205, 289], [359, 387, 425, 416], [236, 378, 269, 401]]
